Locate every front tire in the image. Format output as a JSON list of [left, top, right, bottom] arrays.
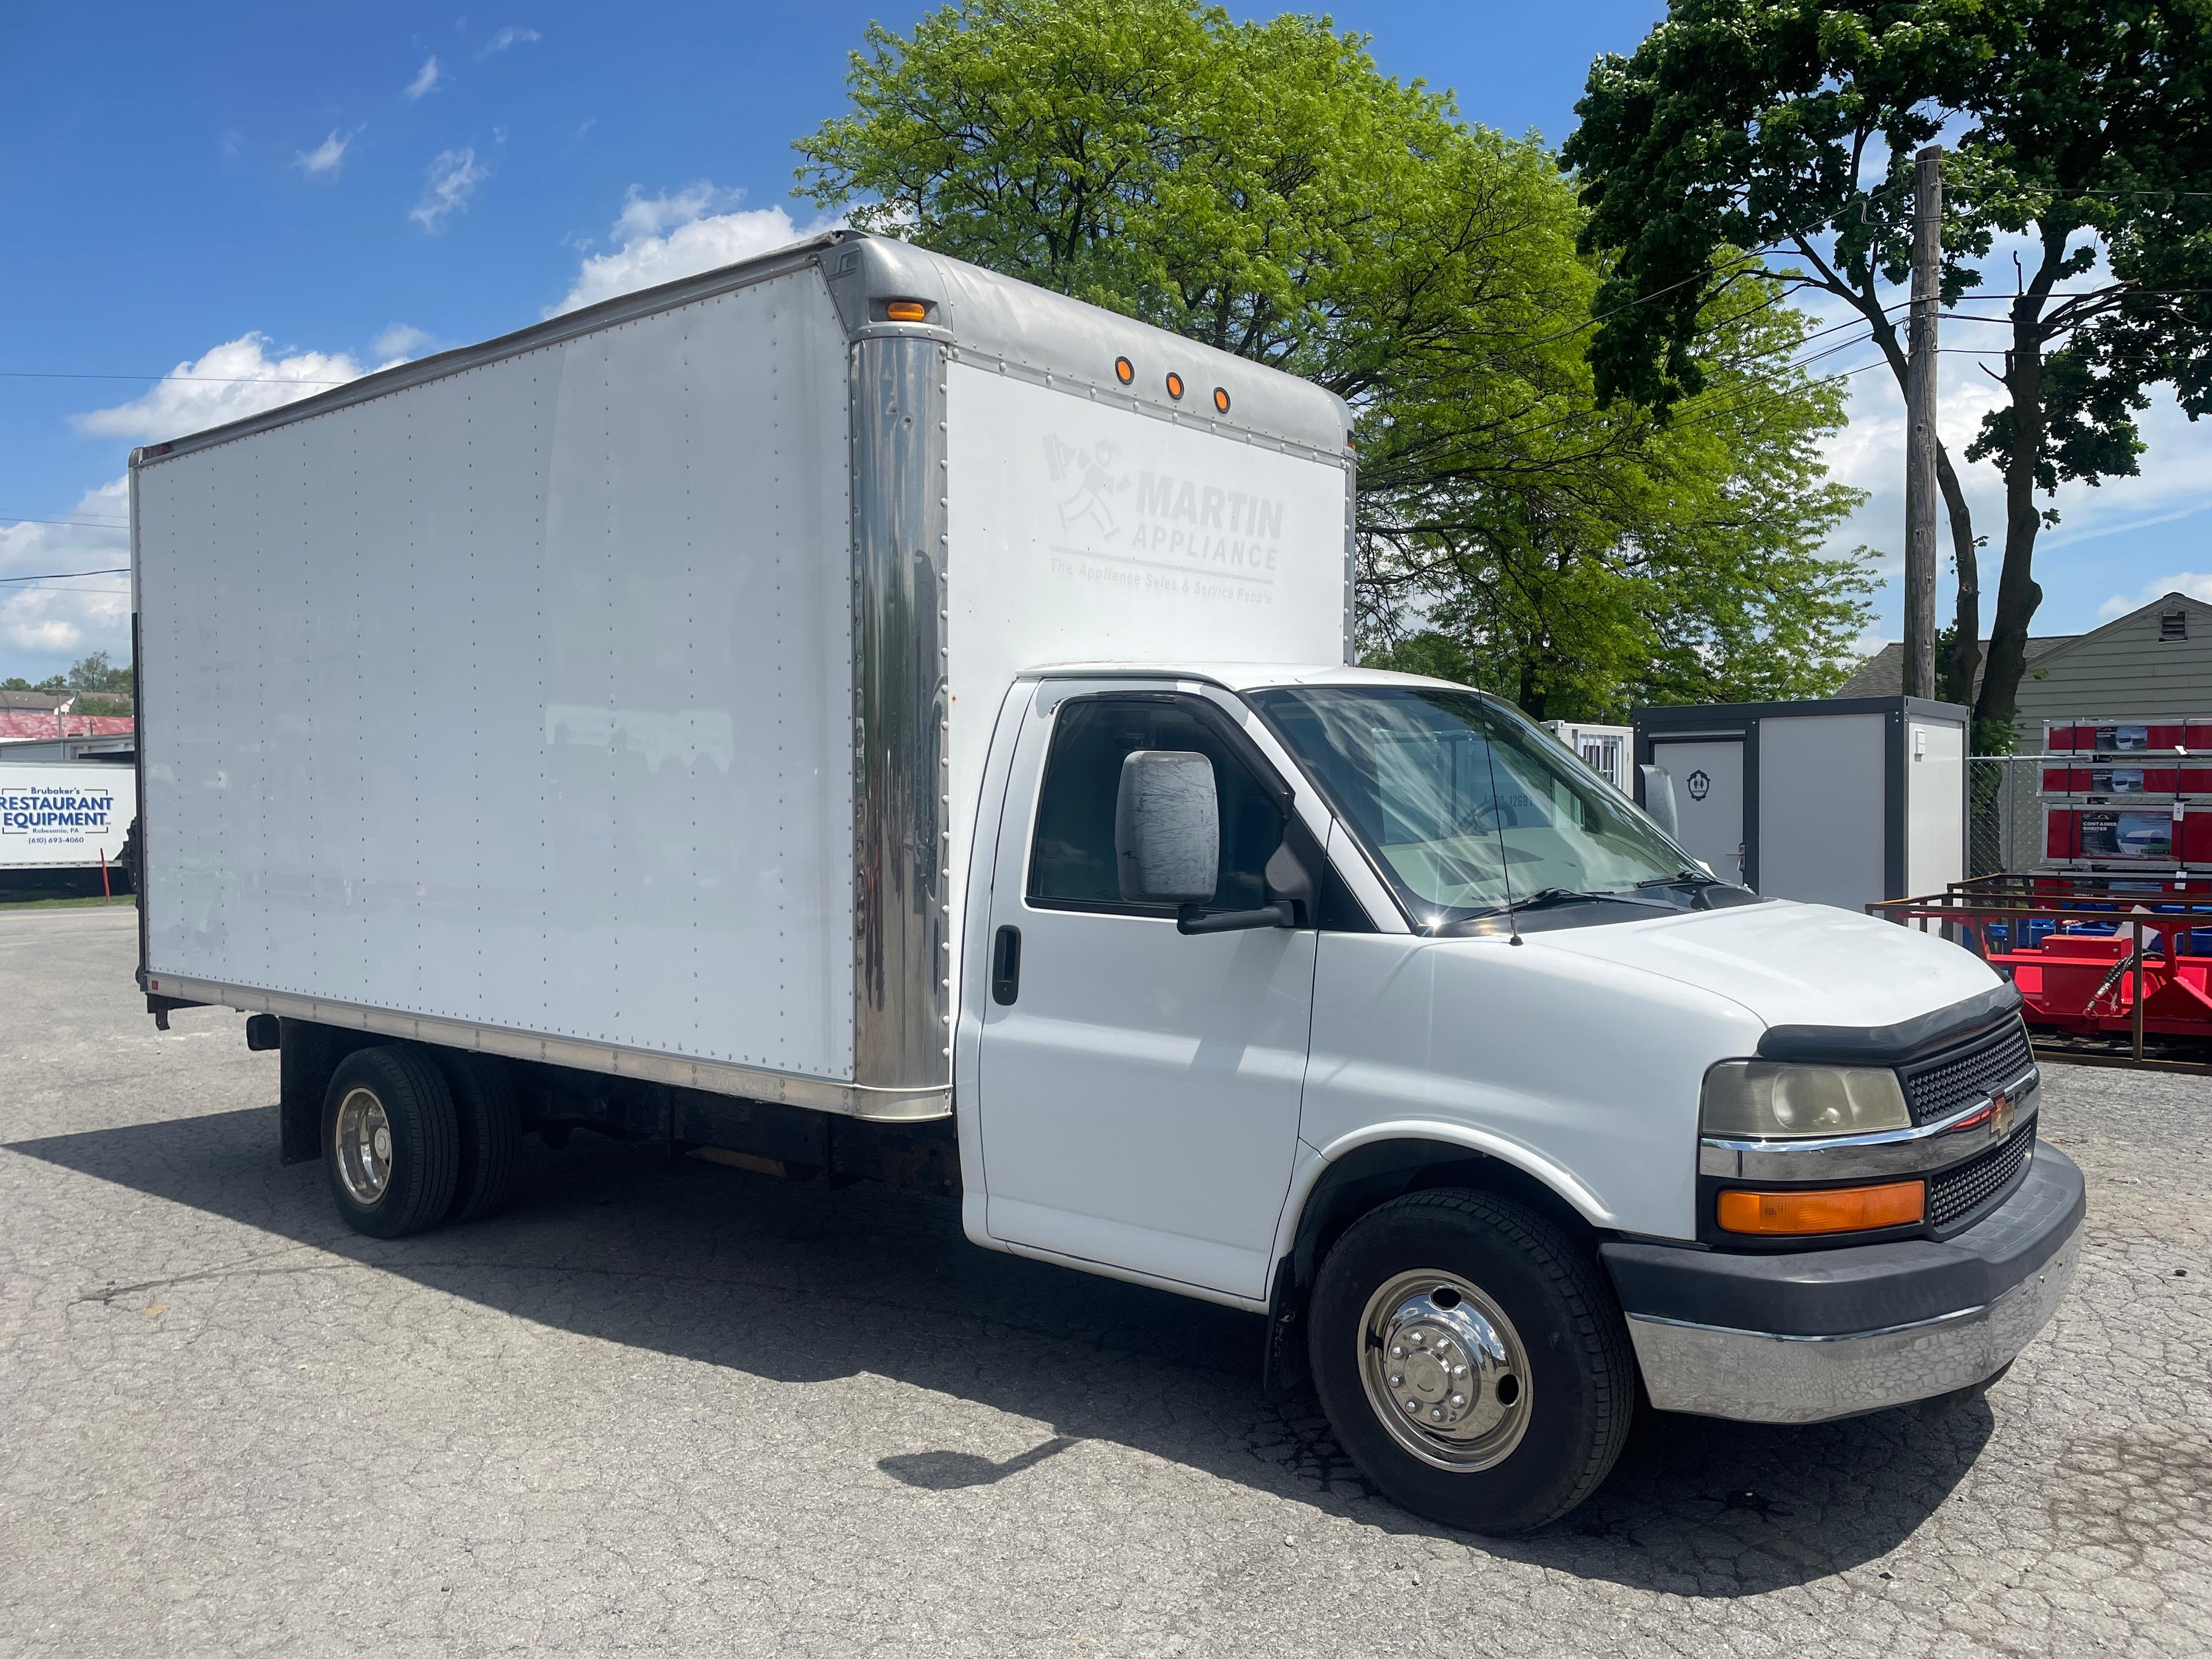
[[1309, 1189, 1634, 1534], [322, 1044, 460, 1238]]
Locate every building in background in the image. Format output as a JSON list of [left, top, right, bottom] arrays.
[[1838, 590, 2212, 754]]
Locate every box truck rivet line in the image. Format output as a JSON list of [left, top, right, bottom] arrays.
[[131, 229, 2082, 1536]]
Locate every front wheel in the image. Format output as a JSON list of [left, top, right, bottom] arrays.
[[1308, 1189, 1634, 1534]]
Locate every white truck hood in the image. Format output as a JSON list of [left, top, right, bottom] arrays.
[[1531, 898, 2003, 1035]]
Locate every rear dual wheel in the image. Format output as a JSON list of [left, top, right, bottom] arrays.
[[323, 1044, 521, 1237], [1309, 1190, 1635, 1535]]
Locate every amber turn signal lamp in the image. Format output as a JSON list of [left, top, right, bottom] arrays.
[[1165, 371, 1185, 400], [884, 300, 928, 322], [1717, 1180, 1925, 1236], [1113, 356, 1135, 385], [1212, 386, 1231, 414]]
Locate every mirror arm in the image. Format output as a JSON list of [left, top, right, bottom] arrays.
[[1176, 901, 1296, 936]]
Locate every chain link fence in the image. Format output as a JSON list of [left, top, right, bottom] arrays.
[[1969, 756, 2046, 878]]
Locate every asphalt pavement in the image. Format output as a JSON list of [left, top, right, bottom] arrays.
[[2, 906, 2207, 1657]]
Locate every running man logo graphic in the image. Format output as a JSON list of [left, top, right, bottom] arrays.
[[1043, 435, 1129, 540]]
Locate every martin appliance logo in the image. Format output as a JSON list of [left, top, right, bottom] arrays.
[[1043, 434, 1287, 577]]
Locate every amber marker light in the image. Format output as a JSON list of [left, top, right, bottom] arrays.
[[1717, 1180, 1925, 1236], [1165, 371, 1185, 400], [1212, 386, 1231, 414], [1113, 356, 1135, 385], [884, 300, 928, 322]]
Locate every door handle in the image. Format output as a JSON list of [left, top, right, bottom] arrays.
[[991, 925, 1022, 1005]]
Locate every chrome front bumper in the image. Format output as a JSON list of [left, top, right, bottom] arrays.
[[1625, 1230, 2078, 1423], [1604, 1142, 2085, 1425]]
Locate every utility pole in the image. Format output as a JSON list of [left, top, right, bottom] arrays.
[[1903, 143, 1943, 700]]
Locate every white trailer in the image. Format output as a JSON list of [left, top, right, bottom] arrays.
[[134, 233, 2078, 1535], [0, 760, 134, 870]]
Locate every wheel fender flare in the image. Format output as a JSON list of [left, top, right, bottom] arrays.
[[1269, 1120, 1615, 1285]]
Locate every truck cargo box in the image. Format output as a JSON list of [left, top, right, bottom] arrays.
[[132, 230, 1354, 1119]]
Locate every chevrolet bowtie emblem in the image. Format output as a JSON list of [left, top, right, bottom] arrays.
[[1988, 1088, 2016, 1140]]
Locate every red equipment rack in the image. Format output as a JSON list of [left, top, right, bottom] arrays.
[[2037, 715, 2212, 875], [1870, 873, 2212, 1071]]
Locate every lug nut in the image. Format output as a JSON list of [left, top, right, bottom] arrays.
[[1449, 1393, 1465, 1409]]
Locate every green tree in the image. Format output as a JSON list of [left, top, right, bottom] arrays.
[[1564, 0, 2212, 748], [798, 0, 1872, 719]]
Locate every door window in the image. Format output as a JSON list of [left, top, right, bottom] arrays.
[[1028, 696, 1283, 914]]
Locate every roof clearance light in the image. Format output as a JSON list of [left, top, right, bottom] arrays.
[[1212, 387, 1231, 414], [1165, 372, 1185, 401], [1113, 356, 1135, 385], [885, 300, 928, 322]]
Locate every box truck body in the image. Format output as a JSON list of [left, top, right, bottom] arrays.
[[131, 233, 2080, 1536], [133, 232, 1349, 1118]]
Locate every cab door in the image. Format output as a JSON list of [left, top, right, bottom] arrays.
[[974, 684, 1316, 1302]]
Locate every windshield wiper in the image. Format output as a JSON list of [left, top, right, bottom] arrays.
[[1477, 886, 1673, 918], [1635, 869, 1722, 889]]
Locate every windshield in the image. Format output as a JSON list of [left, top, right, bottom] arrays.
[[1248, 683, 1719, 931]]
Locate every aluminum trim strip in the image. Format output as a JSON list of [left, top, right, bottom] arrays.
[[140, 973, 953, 1122], [849, 334, 954, 1096], [1626, 1230, 2078, 1423]]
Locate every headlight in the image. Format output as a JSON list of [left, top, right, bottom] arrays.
[[1700, 1062, 1910, 1139]]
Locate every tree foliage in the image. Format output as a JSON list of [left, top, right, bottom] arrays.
[[1563, 0, 2212, 747], [798, 0, 1872, 719]]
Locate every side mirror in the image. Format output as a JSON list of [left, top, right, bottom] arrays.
[[1638, 763, 1680, 838], [1115, 750, 1219, 905]]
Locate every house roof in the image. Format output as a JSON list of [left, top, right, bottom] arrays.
[[1836, 635, 2082, 699], [0, 714, 133, 743]]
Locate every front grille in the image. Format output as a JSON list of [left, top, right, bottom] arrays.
[[1928, 1120, 2036, 1230], [1902, 1017, 2033, 1124]]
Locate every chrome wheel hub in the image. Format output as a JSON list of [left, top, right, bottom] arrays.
[[1358, 1270, 1532, 1471], [334, 1087, 394, 1205]]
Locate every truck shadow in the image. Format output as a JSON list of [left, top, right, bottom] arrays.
[[10, 1105, 1994, 1594]]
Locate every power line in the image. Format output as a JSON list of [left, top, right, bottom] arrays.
[[0, 567, 131, 584], [1, 514, 130, 529]]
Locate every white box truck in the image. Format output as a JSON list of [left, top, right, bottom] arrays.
[[132, 231, 2081, 1533]]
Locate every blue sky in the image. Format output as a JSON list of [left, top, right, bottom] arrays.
[[3, 2, 2206, 684]]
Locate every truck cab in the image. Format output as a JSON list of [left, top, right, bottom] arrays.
[[955, 662, 2079, 1532]]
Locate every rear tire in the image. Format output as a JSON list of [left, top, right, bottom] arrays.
[[434, 1050, 522, 1224], [321, 1044, 460, 1238], [1308, 1188, 1634, 1535]]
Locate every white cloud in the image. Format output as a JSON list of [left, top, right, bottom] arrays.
[[551, 184, 838, 316], [294, 126, 362, 177], [2097, 573, 2212, 621], [372, 322, 436, 358], [404, 56, 443, 100], [410, 147, 488, 231], [0, 478, 132, 666], [219, 130, 244, 157], [479, 24, 539, 57], [74, 335, 365, 444], [1791, 224, 2212, 638]]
